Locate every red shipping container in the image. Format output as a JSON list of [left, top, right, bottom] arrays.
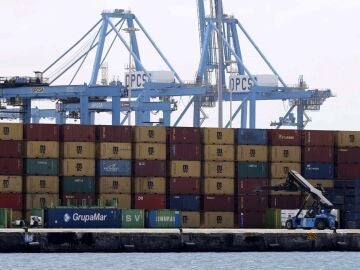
[[61, 193, 96, 207], [237, 211, 266, 228], [0, 158, 23, 175], [237, 179, 269, 195], [0, 193, 23, 210], [238, 194, 268, 211], [168, 127, 201, 144], [203, 195, 234, 211], [133, 160, 166, 177], [302, 146, 334, 163], [303, 130, 335, 146], [168, 144, 201, 160], [337, 148, 360, 163], [133, 194, 166, 209], [268, 129, 301, 146], [0, 141, 23, 157], [169, 177, 200, 194], [96, 125, 132, 142], [24, 124, 60, 141], [336, 164, 360, 179], [61, 124, 96, 142], [270, 195, 301, 209]]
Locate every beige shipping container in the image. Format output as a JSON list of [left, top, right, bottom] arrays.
[[203, 161, 234, 178], [237, 145, 268, 162], [12, 210, 23, 221], [98, 177, 131, 194], [270, 179, 300, 195], [270, 162, 301, 179], [62, 142, 95, 158], [134, 143, 166, 160], [134, 177, 166, 194], [308, 179, 334, 189], [270, 146, 301, 163], [182, 211, 201, 228], [62, 159, 95, 176], [170, 161, 201, 178], [202, 211, 234, 228], [25, 176, 59, 193], [26, 141, 59, 158], [202, 128, 234, 145], [336, 131, 360, 147], [96, 143, 131, 159], [203, 178, 234, 195], [0, 123, 23, 140], [203, 145, 234, 161], [98, 193, 131, 208], [25, 193, 59, 209], [0, 176, 22, 193], [134, 126, 166, 143]]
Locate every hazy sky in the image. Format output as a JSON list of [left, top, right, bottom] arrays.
[[0, 0, 359, 130]]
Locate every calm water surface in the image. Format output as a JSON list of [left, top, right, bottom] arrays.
[[1, 252, 358, 270]]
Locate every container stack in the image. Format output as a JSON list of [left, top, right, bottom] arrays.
[[167, 127, 201, 228], [236, 129, 268, 228], [0, 123, 23, 220], [61, 124, 96, 207], [24, 124, 60, 218], [133, 126, 167, 210], [96, 125, 132, 208], [201, 128, 235, 228]]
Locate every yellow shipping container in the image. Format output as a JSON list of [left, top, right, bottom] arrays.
[[336, 131, 360, 147], [62, 142, 95, 158], [202, 211, 234, 228], [26, 141, 59, 158], [62, 159, 95, 176], [25, 176, 59, 193], [97, 177, 131, 194], [98, 193, 131, 208], [203, 161, 234, 178], [270, 179, 300, 195], [237, 145, 268, 162], [25, 193, 59, 209], [134, 143, 166, 160], [12, 210, 23, 221], [203, 145, 234, 161], [96, 143, 131, 159], [203, 178, 234, 195], [170, 161, 201, 178], [270, 162, 301, 179], [0, 123, 23, 140], [134, 126, 166, 143], [202, 128, 234, 145], [182, 211, 201, 228], [270, 146, 301, 163], [0, 176, 22, 193], [134, 177, 166, 194], [308, 179, 334, 189]]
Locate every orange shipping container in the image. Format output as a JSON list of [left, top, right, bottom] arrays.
[[203, 145, 234, 161], [203, 178, 234, 195], [236, 145, 268, 162], [336, 131, 360, 147], [202, 128, 234, 145], [0, 123, 23, 140], [26, 141, 59, 158], [169, 161, 201, 178], [203, 161, 234, 178], [96, 143, 131, 159], [182, 211, 201, 228], [62, 159, 95, 176], [269, 146, 301, 163], [134, 126, 166, 143], [62, 142, 95, 158], [270, 162, 301, 179], [97, 177, 131, 194], [202, 211, 234, 228], [25, 193, 59, 209], [25, 176, 59, 193], [270, 179, 300, 195], [98, 193, 131, 208], [0, 176, 22, 193], [134, 143, 166, 160], [134, 177, 166, 194]]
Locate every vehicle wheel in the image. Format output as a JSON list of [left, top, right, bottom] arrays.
[[285, 220, 293, 229], [316, 219, 326, 230]]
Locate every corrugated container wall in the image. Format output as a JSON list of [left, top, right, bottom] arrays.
[[96, 143, 131, 159], [303, 130, 334, 146], [133, 194, 166, 209], [62, 142, 95, 158], [203, 161, 234, 178], [134, 177, 166, 194], [61, 176, 95, 193], [134, 126, 166, 143], [202, 128, 234, 145], [238, 211, 265, 228], [181, 211, 200, 228], [0, 158, 23, 175], [336, 164, 360, 179], [134, 143, 166, 160], [203, 145, 234, 161], [168, 195, 201, 211], [270, 162, 301, 179], [98, 194, 131, 208], [237, 179, 269, 195], [0, 141, 23, 158], [133, 160, 166, 177], [336, 131, 360, 147], [25, 176, 59, 193], [168, 144, 201, 160], [146, 210, 181, 228], [336, 148, 360, 163], [24, 124, 60, 141], [0, 123, 23, 140], [0, 176, 22, 193], [169, 161, 201, 178], [203, 178, 234, 195], [26, 141, 59, 158], [97, 177, 131, 194], [202, 212, 234, 228], [168, 127, 201, 144], [203, 195, 234, 211], [61, 124, 95, 142], [268, 129, 301, 145], [121, 209, 144, 228], [302, 163, 334, 179], [0, 193, 23, 209], [96, 125, 132, 143], [26, 158, 59, 176], [269, 146, 301, 163], [236, 145, 268, 162], [236, 129, 268, 145], [62, 159, 95, 176], [302, 146, 334, 163], [238, 195, 268, 211], [61, 193, 95, 207], [25, 193, 59, 209], [96, 160, 131, 176], [237, 162, 268, 178], [168, 178, 200, 194]]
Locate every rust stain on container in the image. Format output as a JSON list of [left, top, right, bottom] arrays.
[[133, 160, 166, 177], [203, 195, 234, 211], [303, 130, 334, 146], [26, 141, 59, 158], [270, 146, 301, 163], [0, 123, 23, 140], [0, 141, 23, 158], [336, 131, 360, 147], [134, 126, 166, 143], [61, 124, 95, 142], [270, 162, 301, 179], [168, 177, 200, 194], [96, 143, 131, 160], [203, 178, 234, 195], [268, 129, 301, 146], [26, 176, 59, 193], [0, 175, 22, 193], [202, 128, 234, 145], [181, 211, 200, 228], [168, 127, 201, 144], [98, 193, 131, 208], [25, 124, 60, 141], [203, 161, 234, 178], [96, 125, 132, 142], [303, 146, 334, 163], [203, 145, 234, 161], [61, 159, 95, 176], [169, 161, 201, 178], [202, 211, 234, 228], [134, 143, 166, 160], [25, 193, 59, 209], [97, 177, 131, 194], [168, 144, 201, 160], [62, 142, 95, 159], [134, 177, 166, 194], [236, 145, 268, 162]]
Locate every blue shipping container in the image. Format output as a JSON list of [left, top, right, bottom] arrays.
[[302, 163, 334, 179], [146, 210, 181, 228], [236, 129, 268, 145], [96, 160, 131, 176], [44, 208, 121, 228], [168, 195, 200, 211], [335, 180, 360, 189]]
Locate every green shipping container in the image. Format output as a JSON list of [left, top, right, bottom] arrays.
[[62, 177, 95, 193], [121, 209, 144, 228], [265, 208, 282, 229], [237, 162, 268, 178], [0, 208, 11, 228], [26, 158, 59, 176]]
